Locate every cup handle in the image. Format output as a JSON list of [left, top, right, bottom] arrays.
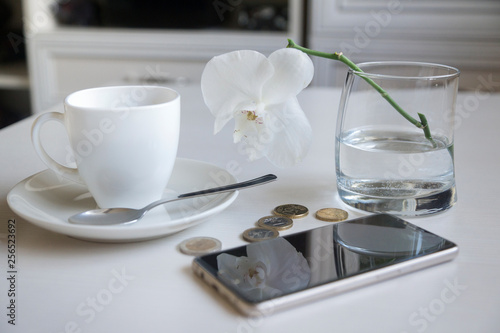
[[31, 112, 84, 184]]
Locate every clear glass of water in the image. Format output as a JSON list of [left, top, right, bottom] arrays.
[[335, 61, 460, 216]]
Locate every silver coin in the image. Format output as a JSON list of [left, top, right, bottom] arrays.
[[242, 227, 279, 242], [179, 237, 222, 256], [257, 215, 293, 230]]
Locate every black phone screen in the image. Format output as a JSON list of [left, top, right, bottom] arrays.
[[194, 214, 457, 304]]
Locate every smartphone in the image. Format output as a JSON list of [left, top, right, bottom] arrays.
[[192, 213, 458, 316]]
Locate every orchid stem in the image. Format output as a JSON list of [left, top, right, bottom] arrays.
[[286, 39, 436, 146]]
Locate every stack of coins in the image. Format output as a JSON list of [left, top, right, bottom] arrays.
[[242, 204, 308, 242], [242, 204, 349, 242], [179, 204, 350, 252]]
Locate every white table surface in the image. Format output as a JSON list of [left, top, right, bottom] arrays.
[[1, 85, 499, 333]]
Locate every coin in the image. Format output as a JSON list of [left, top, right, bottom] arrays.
[[257, 215, 293, 230], [242, 227, 279, 242], [273, 204, 309, 219], [315, 208, 349, 222], [179, 237, 222, 256]]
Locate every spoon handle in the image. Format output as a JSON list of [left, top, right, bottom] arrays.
[[142, 174, 277, 212]]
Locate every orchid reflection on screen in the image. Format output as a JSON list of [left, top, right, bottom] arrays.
[[217, 237, 311, 301]]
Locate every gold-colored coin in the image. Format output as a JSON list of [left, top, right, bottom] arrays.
[[242, 227, 279, 242], [257, 215, 293, 230], [273, 204, 309, 219], [315, 208, 348, 222], [179, 237, 222, 256]]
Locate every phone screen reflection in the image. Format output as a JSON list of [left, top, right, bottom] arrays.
[[208, 214, 455, 303]]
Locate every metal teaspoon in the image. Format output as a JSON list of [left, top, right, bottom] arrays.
[[68, 174, 277, 226]]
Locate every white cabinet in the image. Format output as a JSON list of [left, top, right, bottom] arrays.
[[23, 0, 304, 113], [308, 0, 500, 90], [28, 30, 230, 112]]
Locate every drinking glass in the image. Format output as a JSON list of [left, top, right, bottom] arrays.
[[335, 61, 460, 216]]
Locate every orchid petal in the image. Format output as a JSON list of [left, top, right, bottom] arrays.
[[201, 48, 315, 167], [201, 50, 274, 133], [264, 98, 312, 167], [217, 254, 257, 291], [262, 48, 314, 104], [217, 237, 311, 301], [247, 238, 311, 292], [237, 98, 312, 167]]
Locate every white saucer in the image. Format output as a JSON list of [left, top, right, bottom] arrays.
[[7, 158, 238, 242]]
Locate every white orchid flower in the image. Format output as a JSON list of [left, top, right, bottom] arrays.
[[217, 237, 311, 301], [201, 48, 314, 167]]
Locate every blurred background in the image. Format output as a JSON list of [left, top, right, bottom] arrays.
[[1, 0, 499, 128]]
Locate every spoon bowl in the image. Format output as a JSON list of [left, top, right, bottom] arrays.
[[68, 174, 277, 225]]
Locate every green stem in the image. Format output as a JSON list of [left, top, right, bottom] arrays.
[[287, 39, 435, 146], [417, 113, 436, 146]]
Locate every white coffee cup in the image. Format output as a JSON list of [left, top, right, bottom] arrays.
[[31, 85, 180, 209]]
